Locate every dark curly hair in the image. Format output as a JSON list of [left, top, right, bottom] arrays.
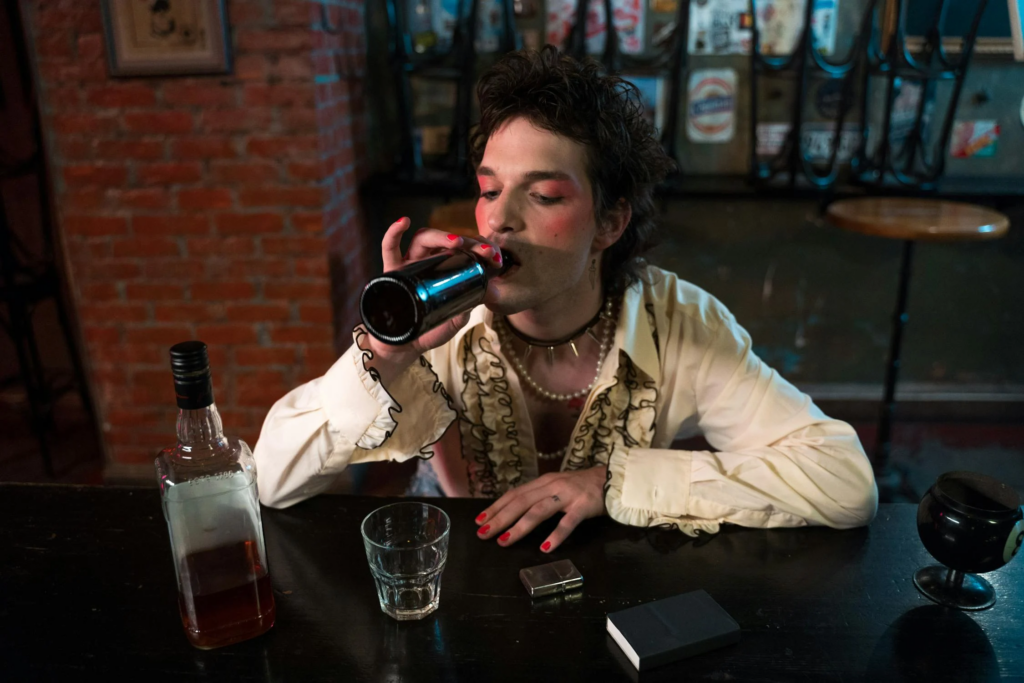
[[470, 46, 676, 296]]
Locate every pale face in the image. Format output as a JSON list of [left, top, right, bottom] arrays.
[[475, 117, 603, 316]]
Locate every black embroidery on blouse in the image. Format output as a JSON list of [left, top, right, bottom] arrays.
[[352, 325, 400, 449], [644, 301, 660, 358], [566, 381, 615, 471], [458, 329, 524, 497], [413, 355, 458, 459]]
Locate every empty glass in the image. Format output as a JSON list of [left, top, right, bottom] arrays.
[[361, 502, 451, 620]]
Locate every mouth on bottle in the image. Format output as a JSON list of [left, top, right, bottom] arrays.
[[497, 247, 520, 277]]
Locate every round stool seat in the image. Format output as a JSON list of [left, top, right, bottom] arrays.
[[825, 197, 1009, 242], [428, 199, 478, 239]]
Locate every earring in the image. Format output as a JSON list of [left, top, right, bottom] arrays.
[[589, 259, 597, 290]]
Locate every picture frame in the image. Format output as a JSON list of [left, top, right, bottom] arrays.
[[101, 0, 231, 77]]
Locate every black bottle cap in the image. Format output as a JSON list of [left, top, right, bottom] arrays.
[[169, 341, 214, 409]]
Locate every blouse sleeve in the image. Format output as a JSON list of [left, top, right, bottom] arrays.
[[604, 301, 878, 536], [253, 327, 457, 508]]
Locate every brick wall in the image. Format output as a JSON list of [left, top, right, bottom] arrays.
[[26, 0, 368, 475]]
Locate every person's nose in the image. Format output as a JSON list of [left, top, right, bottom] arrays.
[[479, 191, 524, 239]]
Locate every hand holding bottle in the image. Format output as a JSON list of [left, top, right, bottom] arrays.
[[361, 217, 502, 385]]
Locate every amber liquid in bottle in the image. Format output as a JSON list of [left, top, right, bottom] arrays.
[[177, 540, 276, 650]]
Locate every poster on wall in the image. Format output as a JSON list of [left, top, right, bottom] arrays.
[[1009, 0, 1024, 61], [546, 0, 647, 55], [626, 76, 668, 132], [432, 0, 504, 53], [756, 122, 859, 160], [950, 120, 1000, 158], [687, 0, 837, 56], [687, 69, 737, 143]]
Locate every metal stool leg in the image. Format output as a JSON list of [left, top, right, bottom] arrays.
[[875, 239, 916, 499]]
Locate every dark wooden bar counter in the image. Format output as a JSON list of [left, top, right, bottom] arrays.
[[2, 483, 1021, 682]]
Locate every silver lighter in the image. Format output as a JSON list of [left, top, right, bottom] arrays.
[[519, 559, 584, 598]]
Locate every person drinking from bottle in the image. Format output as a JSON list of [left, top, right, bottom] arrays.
[[253, 46, 878, 552]]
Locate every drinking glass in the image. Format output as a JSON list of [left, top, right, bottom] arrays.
[[914, 471, 1024, 610], [361, 502, 450, 620]]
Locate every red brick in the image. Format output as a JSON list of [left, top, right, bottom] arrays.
[[235, 346, 296, 366], [178, 188, 234, 210], [56, 137, 91, 160], [280, 108, 318, 132], [186, 236, 255, 256], [291, 212, 323, 233], [141, 259, 206, 280], [236, 29, 313, 52], [265, 281, 330, 300], [192, 281, 256, 300], [243, 84, 314, 108], [287, 162, 323, 182], [269, 324, 330, 344], [224, 258, 291, 278], [162, 83, 238, 107], [138, 162, 203, 185], [125, 326, 193, 345], [199, 108, 272, 133], [86, 85, 156, 108], [246, 136, 319, 159], [105, 408, 165, 428], [95, 139, 164, 160], [229, 1, 269, 26], [77, 259, 142, 281], [293, 257, 329, 277], [303, 344, 338, 368], [215, 212, 284, 234], [275, 54, 314, 80], [82, 325, 121, 345], [235, 370, 289, 407], [36, 33, 75, 60], [77, 33, 104, 60], [124, 111, 194, 135], [112, 237, 180, 258], [299, 303, 332, 324], [110, 188, 171, 210], [80, 282, 121, 302], [241, 186, 323, 208], [52, 113, 118, 135], [225, 303, 290, 323], [262, 235, 328, 255], [209, 161, 279, 183], [47, 86, 82, 108], [133, 215, 210, 235], [78, 303, 148, 323], [125, 283, 186, 301], [63, 164, 128, 188], [64, 188, 106, 211], [154, 303, 222, 323], [273, 1, 314, 26], [172, 137, 237, 159], [233, 53, 269, 80], [196, 324, 258, 345], [64, 215, 128, 237]]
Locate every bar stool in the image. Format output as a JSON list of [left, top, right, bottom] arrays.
[[428, 199, 478, 238], [824, 197, 1009, 496]]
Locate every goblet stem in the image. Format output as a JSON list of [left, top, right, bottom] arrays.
[[945, 569, 965, 590]]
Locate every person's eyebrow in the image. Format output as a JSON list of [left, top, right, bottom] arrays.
[[477, 166, 572, 182]]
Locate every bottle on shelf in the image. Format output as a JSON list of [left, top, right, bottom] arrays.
[[155, 341, 275, 650]]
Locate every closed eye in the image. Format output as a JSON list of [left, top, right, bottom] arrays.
[[532, 193, 562, 205]]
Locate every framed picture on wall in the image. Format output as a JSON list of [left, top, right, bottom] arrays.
[[101, 0, 231, 77]]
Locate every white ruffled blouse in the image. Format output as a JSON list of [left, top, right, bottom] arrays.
[[253, 266, 878, 536]]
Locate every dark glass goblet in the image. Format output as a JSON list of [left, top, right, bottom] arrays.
[[915, 471, 1023, 610]]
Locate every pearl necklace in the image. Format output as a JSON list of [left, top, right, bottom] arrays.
[[496, 298, 615, 403]]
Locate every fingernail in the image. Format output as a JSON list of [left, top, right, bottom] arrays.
[[401, 217, 409, 222], [492, 252, 501, 263], [480, 244, 491, 250], [541, 541, 551, 552], [447, 233, 458, 241], [499, 532, 511, 542], [476, 513, 487, 523], [478, 525, 490, 535]]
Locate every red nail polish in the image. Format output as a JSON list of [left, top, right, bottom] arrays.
[[541, 541, 551, 552], [499, 532, 511, 542], [478, 525, 490, 535], [492, 252, 501, 263], [480, 244, 491, 250], [447, 233, 458, 241], [476, 513, 487, 523]]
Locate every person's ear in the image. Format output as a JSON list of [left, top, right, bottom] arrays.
[[593, 198, 631, 251]]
